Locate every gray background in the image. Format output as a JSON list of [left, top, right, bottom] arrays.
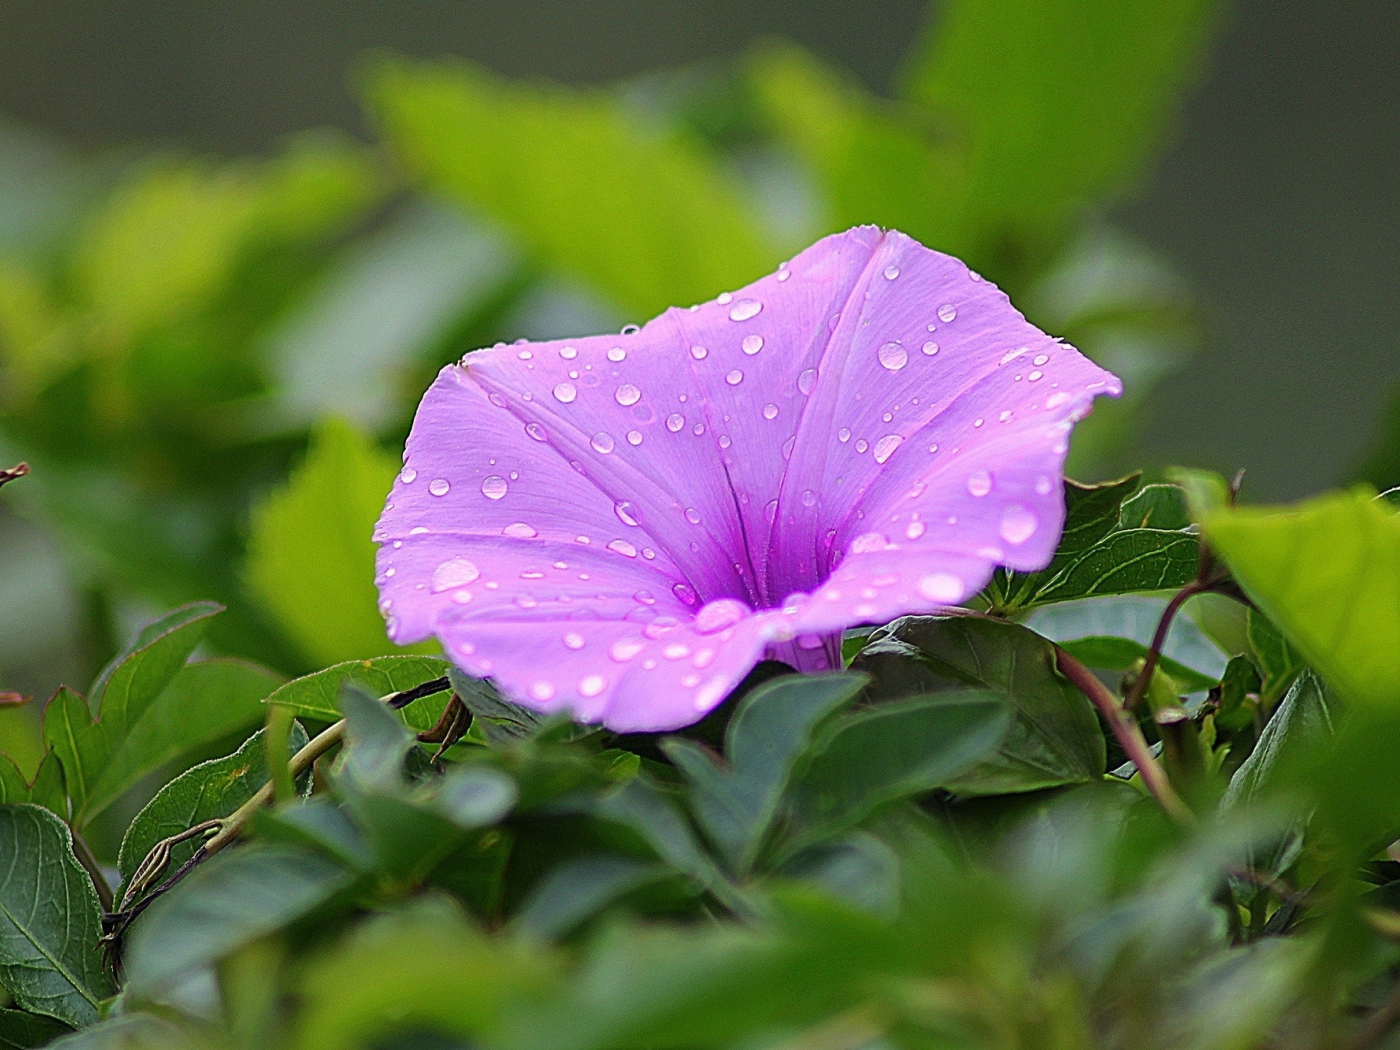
[[1, 0, 1395, 498]]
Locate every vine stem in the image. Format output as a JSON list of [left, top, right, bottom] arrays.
[[1054, 646, 1195, 827], [1121, 578, 1209, 713]]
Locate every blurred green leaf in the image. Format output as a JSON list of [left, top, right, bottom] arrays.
[[117, 722, 310, 888], [0, 1008, 69, 1049], [83, 658, 283, 824], [246, 417, 420, 666], [900, 0, 1219, 275], [40, 1012, 203, 1049], [0, 805, 115, 1027], [336, 683, 416, 794], [662, 673, 863, 872], [1222, 673, 1337, 813], [514, 857, 672, 941], [366, 56, 777, 317], [123, 844, 353, 998], [262, 654, 450, 731], [1246, 609, 1305, 705], [591, 778, 727, 893], [855, 615, 1105, 795], [1205, 488, 1400, 707]]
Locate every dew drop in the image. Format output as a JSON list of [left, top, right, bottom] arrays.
[[553, 382, 577, 403], [838, 428, 852, 443], [690, 345, 708, 360], [663, 643, 691, 660], [966, 470, 993, 497], [666, 413, 684, 432], [1000, 505, 1038, 545], [627, 430, 643, 446], [855, 438, 869, 454], [718, 435, 731, 449], [607, 347, 626, 362], [776, 268, 791, 282], [906, 520, 926, 540], [797, 368, 818, 395], [851, 532, 888, 554], [883, 264, 900, 280], [1028, 371, 1043, 382], [725, 369, 743, 386], [685, 508, 701, 524], [515, 596, 537, 609], [520, 569, 544, 579], [693, 423, 705, 437], [1046, 392, 1072, 409], [672, 582, 699, 606], [800, 489, 817, 508], [610, 639, 645, 663], [782, 436, 796, 460], [580, 674, 607, 697], [695, 598, 749, 634], [1035, 476, 1053, 495], [559, 345, 577, 359], [530, 681, 555, 701], [872, 434, 903, 463], [1033, 354, 1049, 366], [922, 341, 938, 356], [606, 538, 638, 558], [431, 557, 480, 592], [919, 573, 964, 603], [729, 298, 762, 321], [399, 467, 417, 484], [765, 498, 778, 523], [503, 522, 537, 538], [742, 334, 763, 355], [937, 303, 957, 322], [615, 384, 641, 406], [717, 292, 733, 305], [525, 422, 548, 442], [430, 478, 452, 497], [633, 590, 656, 606], [878, 342, 908, 370], [563, 631, 585, 650], [591, 432, 615, 454]]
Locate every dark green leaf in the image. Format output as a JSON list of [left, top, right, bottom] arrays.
[[83, 659, 283, 824], [86, 602, 222, 728], [592, 778, 726, 892], [661, 673, 863, 871], [447, 666, 544, 744], [778, 832, 901, 919], [262, 654, 451, 731], [1030, 528, 1199, 607], [336, 683, 415, 793], [1118, 483, 1192, 530], [0, 805, 115, 1027], [0, 1007, 69, 1049], [1246, 609, 1304, 705], [785, 691, 1009, 849], [117, 722, 311, 887], [854, 616, 1105, 795], [251, 797, 375, 871], [0, 752, 64, 817], [39, 688, 106, 819], [435, 765, 517, 829], [1222, 673, 1338, 812], [123, 844, 354, 997], [514, 857, 671, 940]]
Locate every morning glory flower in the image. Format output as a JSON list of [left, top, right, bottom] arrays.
[[373, 227, 1120, 731]]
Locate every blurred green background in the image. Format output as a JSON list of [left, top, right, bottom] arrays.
[[0, 0, 1395, 776]]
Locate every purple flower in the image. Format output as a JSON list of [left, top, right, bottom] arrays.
[[373, 227, 1120, 731]]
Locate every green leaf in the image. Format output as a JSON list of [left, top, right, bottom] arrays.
[[250, 797, 375, 872], [82, 659, 283, 824], [336, 683, 416, 794], [514, 857, 671, 940], [123, 844, 354, 997], [1246, 609, 1305, 705], [784, 691, 1009, 849], [0, 805, 115, 1027], [1119, 483, 1192, 531], [246, 417, 421, 667], [38, 688, 107, 825], [1204, 488, 1400, 707], [1169, 466, 1234, 522], [447, 666, 544, 744], [40, 1012, 201, 1049], [0, 1008, 69, 1049], [365, 56, 776, 318], [1222, 673, 1338, 812], [900, 0, 1219, 272], [262, 654, 451, 732], [854, 615, 1106, 795], [592, 778, 727, 892], [662, 673, 863, 872], [989, 476, 1197, 612], [116, 722, 311, 888], [0, 752, 64, 817]]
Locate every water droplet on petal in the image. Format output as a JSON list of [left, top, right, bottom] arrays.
[[1033, 354, 1049, 366], [937, 303, 957, 322], [553, 382, 577, 403], [690, 345, 708, 360], [851, 532, 888, 554], [765, 499, 778, 522], [430, 478, 452, 497], [695, 598, 749, 634], [838, 428, 851, 443], [763, 403, 778, 420], [432, 557, 480, 591], [1035, 475, 1054, 495], [607, 347, 626, 362], [530, 681, 555, 701], [999, 505, 1038, 545], [627, 430, 643, 446], [693, 423, 706, 437], [873, 434, 903, 463], [559, 345, 577, 359], [794, 369, 818, 398], [610, 639, 645, 662], [729, 298, 762, 321], [717, 291, 733, 305], [742, 335, 763, 355], [399, 468, 417, 484], [525, 422, 548, 442], [580, 674, 606, 696], [781, 436, 796, 460], [776, 268, 790, 282], [666, 413, 684, 432], [672, 582, 699, 606], [906, 520, 926, 540], [663, 643, 690, 660], [883, 264, 900, 280], [855, 438, 869, 454], [922, 341, 938, 356], [503, 522, 537, 538], [477, 475, 506, 500], [1028, 371, 1043, 382], [591, 432, 615, 454], [694, 677, 729, 712], [563, 632, 585, 650], [919, 573, 964, 603], [718, 435, 731, 449], [615, 384, 641, 406], [800, 489, 817, 507], [878, 342, 908, 370], [726, 369, 743, 385], [607, 539, 637, 557], [966, 470, 993, 497], [1046, 392, 1072, 409], [685, 508, 701, 524]]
